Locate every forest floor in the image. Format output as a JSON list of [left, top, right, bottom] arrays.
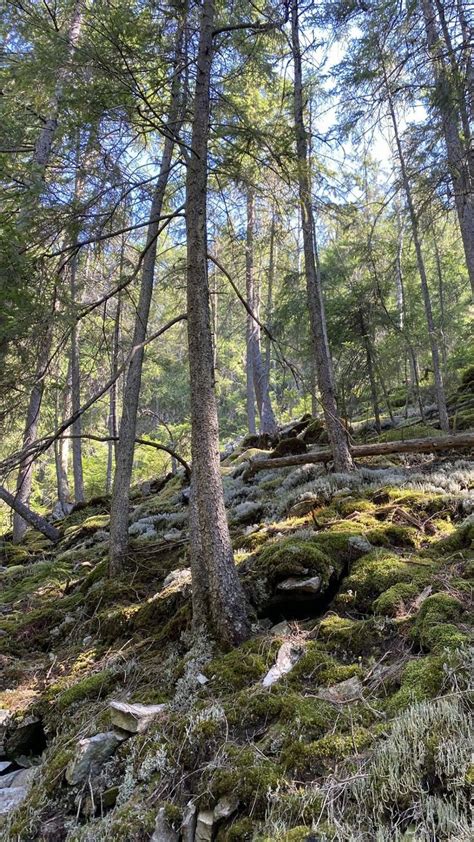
[[0, 411, 473, 840]]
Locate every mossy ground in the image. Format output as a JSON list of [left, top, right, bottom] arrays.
[[1, 449, 472, 841]]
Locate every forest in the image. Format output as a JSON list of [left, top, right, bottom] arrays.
[[0, 0, 473, 839]]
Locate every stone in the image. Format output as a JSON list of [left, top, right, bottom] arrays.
[[0, 709, 11, 755], [180, 801, 197, 841], [109, 701, 167, 734], [0, 766, 38, 788], [195, 810, 214, 842], [151, 806, 179, 842], [317, 676, 362, 704], [196, 673, 209, 685], [214, 794, 239, 821], [0, 761, 12, 773], [3, 713, 43, 758], [347, 535, 373, 555], [288, 498, 319, 517], [277, 575, 321, 595], [0, 786, 28, 815], [162, 568, 191, 590], [65, 731, 125, 785], [270, 620, 290, 636], [262, 640, 304, 688]]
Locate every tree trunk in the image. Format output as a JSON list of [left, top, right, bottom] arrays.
[[12, 325, 54, 543], [422, 0, 474, 299], [55, 360, 73, 514], [245, 432, 474, 475], [185, 0, 249, 647], [264, 204, 276, 381], [107, 278, 122, 493], [70, 249, 85, 503], [245, 186, 277, 435], [291, 0, 353, 471], [109, 27, 185, 574], [0, 485, 60, 543], [359, 310, 381, 433], [385, 77, 450, 431]]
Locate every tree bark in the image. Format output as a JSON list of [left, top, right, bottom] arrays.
[[385, 74, 450, 432], [12, 324, 54, 543], [70, 248, 85, 503], [244, 432, 474, 475], [0, 485, 61, 543], [245, 186, 277, 435], [422, 0, 474, 299], [109, 27, 184, 575], [291, 0, 353, 471], [55, 360, 73, 514], [359, 309, 381, 433], [185, 0, 249, 647]]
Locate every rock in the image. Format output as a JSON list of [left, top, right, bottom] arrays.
[[65, 731, 125, 785], [151, 806, 179, 842], [196, 673, 209, 685], [180, 801, 197, 841], [214, 794, 239, 821], [270, 620, 290, 636], [195, 810, 214, 842], [317, 676, 362, 704], [82, 635, 93, 646], [347, 535, 373, 555], [0, 766, 38, 788], [3, 713, 44, 758], [288, 498, 319, 517], [0, 709, 11, 755], [277, 576, 321, 595], [0, 761, 12, 773], [109, 701, 167, 734], [0, 786, 28, 815], [162, 568, 191, 590], [93, 530, 109, 543], [163, 528, 182, 541], [262, 640, 305, 688]]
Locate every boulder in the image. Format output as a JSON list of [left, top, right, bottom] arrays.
[[0, 786, 29, 815], [0, 766, 38, 788], [270, 437, 307, 458], [109, 701, 167, 734], [151, 807, 179, 842], [262, 640, 305, 688], [65, 731, 125, 785], [288, 497, 320, 518], [347, 535, 373, 556], [277, 576, 322, 595], [195, 810, 214, 842]]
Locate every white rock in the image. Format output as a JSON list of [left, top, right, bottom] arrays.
[[65, 731, 125, 785], [347, 535, 373, 555], [195, 810, 214, 842], [214, 794, 239, 821], [196, 673, 209, 686], [109, 701, 167, 734], [151, 806, 179, 842], [0, 786, 28, 815], [0, 761, 12, 773], [277, 575, 321, 594], [262, 640, 304, 688]]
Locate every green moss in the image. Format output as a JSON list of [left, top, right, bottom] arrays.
[[375, 424, 441, 442], [255, 537, 335, 585], [225, 686, 284, 726], [453, 408, 474, 430], [207, 746, 283, 815], [337, 550, 433, 612], [209, 639, 279, 693], [49, 668, 116, 710], [279, 694, 337, 740], [317, 615, 385, 656], [218, 817, 258, 841], [368, 524, 422, 550], [387, 655, 445, 713], [63, 513, 110, 542], [429, 521, 473, 556], [373, 583, 419, 616], [281, 728, 372, 775], [289, 641, 362, 685], [412, 593, 467, 652]]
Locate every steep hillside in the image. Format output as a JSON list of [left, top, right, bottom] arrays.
[[1, 425, 473, 841]]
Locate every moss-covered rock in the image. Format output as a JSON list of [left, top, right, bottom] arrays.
[[412, 593, 467, 652], [336, 550, 433, 613]]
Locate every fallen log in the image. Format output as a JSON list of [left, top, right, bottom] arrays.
[[0, 485, 61, 543], [243, 432, 474, 477]]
